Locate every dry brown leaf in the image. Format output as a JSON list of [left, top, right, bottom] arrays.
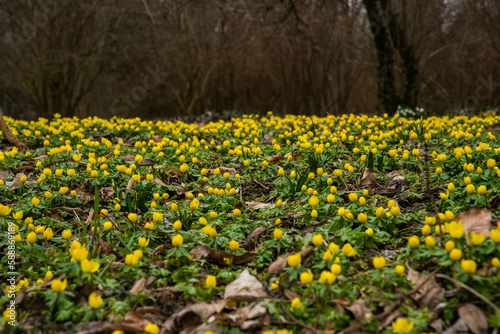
[[161, 300, 226, 333], [268, 247, 313, 274], [346, 299, 371, 323], [51, 206, 84, 214], [268, 155, 286, 163], [442, 318, 469, 334], [130, 278, 146, 295], [153, 177, 167, 187], [0, 169, 10, 180], [458, 303, 488, 334], [284, 289, 300, 301], [126, 178, 135, 190], [123, 311, 150, 329], [10, 173, 26, 189], [246, 202, 276, 210], [224, 269, 267, 302], [32, 154, 49, 160], [241, 226, 268, 250], [190, 242, 257, 266], [359, 168, 377, 185], [456, 208, 493, 237], [406, 265, 444, 306]]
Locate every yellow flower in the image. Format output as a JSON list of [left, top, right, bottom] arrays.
[[172, 235, 183, 247], [81, 259, 100, 273], [144, 222, 154, 230], [395, 265, 405, 276], [206, 275, 216, 288], [309, 196, 319, 207], [445, 240, 455, 252], [423, 236, 435, 248], [103, 221, 113, 231], [152, 212, 163, 222], [12, 211, 23, 220], [287, 253, 302, 267], [59, 187, 69, 195], [229, 240, 239, 252], [291, 298, 302, 309], [3, 309, 17, 325], [70, 245, 89, 262], [470, 232, 485, 245], [445, 221, 464, 239], [342, 243, 357, 257], [491, 229, 500, 243], [51, 279, 68, 293], [0, 204, 12, 216], [348, 193, 358, 202], [312, 234, 323, 247], [392, 318, 414, 334], [144, 323, 160, 334], [128, 213, 138, 223], [134, 249, 143, 260], [330, 263, 342, 275], [322, 250, 333, 262], [408, 236, 420, 248], [276, 199, 283, 208], [477, 185, 487, 195], [27, 231, 37, 245], [190, 199, 200, 210], [89, 292, 103, 308], [466, 184, 475, 194], [372, 256, 386, 269], [421, 225, 430, 236], [139, 237, 150, 247], [62, 230, 72, 240], [43, 228, 54, 240], [319, 270, 336, 284], [125, 253, 139, 266], [300, 270, 313, 285], [358, 212, 367, 223], [45, 271, 54, 280], [173, 220, 182, 231], [450, 248, 462, 261], [435, 167, 442, 175], [491, 258, 500, 269], [274, 228, 283, 240], [390, 206, 401, 216], [461, 259, 477, 275]]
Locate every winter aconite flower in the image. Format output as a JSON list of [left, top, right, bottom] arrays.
[[229, 240, 239, 252], [128, 213, 138, 223], [300, 270, 313, 285], [51, 279, 68, 293], [274, 228, 283, 240], [27, 232, 37, 245], [312, 234, 323, 247], [372, 256, 386, 269], [408, 236, 420, 248], [445, 221, 464, 239], [205, 275, 216, 288], [342, 243, 357, 257], [470, 232, 485, 245], [395, 265, 405, 276], [391, 318, 414, 334], [125, 253, 139, 266], [138, 237, 150, 247], [319, 271, 336, 284], [0, 204, 12, 216], [81, 259, 100, 273], [144, 323, 160, 334], [287, 253, 302, 267], [291, 298, 302, 310], [88, 292, 103, 309], [461, 259, 477, 275], [172, 235, 183, 248]]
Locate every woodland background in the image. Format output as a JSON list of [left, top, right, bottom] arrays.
[[0, 0, 499, 119]]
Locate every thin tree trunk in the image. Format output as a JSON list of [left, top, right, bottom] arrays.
[[0, 108, 26, 149]]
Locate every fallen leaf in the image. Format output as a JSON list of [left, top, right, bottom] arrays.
[[123, 311, 150, 329], [457, 303, 488, 334], [456, 208, 493, 237], [241, 226, 268, 250], [190, 242, 257, 266], [283, 289, 300, 301], [224, 269, 266, 302], [130, 278, 146, 295], [13, 165, 34, 173], [406, 265, 444, 310], [0, 169, 10, 180], [268, 155, 286, 163], [442, 318, 469, 334], [346, 299, 371, 323], [10, 173, 26, 189], [268, 247, 313, 274], [32, 154, 49, 160], [153, 177, 167, 187], [359, 168, 377, 185], [161, 300, 226, 333], [246, 202, 276, 210]]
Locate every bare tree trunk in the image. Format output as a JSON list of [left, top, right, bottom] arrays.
[[0, 108, 26, 149]]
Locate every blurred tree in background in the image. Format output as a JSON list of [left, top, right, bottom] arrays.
[[0, 0, 499, 119]]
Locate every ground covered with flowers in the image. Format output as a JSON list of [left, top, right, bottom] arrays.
[[1, 112, 500, 334]]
